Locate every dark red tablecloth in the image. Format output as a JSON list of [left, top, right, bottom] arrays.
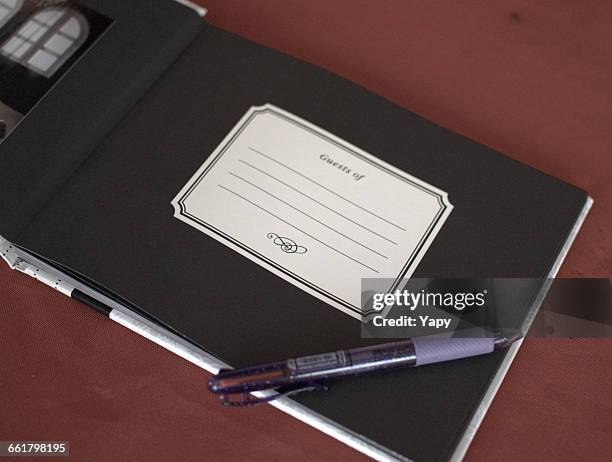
[[1, 1, 610, 460]]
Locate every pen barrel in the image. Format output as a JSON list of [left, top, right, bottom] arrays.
[[288, 336, 497, 381], [288, 341, 417, 380], [345, 340, 417, 373], [209, 335, 509, 396]]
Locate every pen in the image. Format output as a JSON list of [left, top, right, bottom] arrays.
[[207, 330, 522, 406]]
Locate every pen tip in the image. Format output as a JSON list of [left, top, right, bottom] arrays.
[[494, 329, 523, 348]]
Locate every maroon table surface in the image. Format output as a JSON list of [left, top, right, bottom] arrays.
[[1, 1, 611, 461]]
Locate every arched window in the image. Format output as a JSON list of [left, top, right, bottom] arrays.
[[0, 0, 23, 29], [0, 6, 89, 77]]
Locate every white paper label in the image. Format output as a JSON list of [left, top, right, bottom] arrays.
[[172, 104, 453, 319]]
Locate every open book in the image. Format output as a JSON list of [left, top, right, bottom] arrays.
[[0, 1, 592, 461]]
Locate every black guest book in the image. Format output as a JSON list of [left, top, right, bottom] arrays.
[[0, 1, 591, 461]]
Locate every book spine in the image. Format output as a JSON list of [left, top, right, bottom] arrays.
[[13, 260, 74, 296], [0, 235, 19, 268], [0, 235, 74, 296]]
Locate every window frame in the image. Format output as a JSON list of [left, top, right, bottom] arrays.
[[0, 5, 89, 78], [0, 0, 24, 30]]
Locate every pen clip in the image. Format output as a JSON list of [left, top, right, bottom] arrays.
[[219, 383, 329, 407]]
